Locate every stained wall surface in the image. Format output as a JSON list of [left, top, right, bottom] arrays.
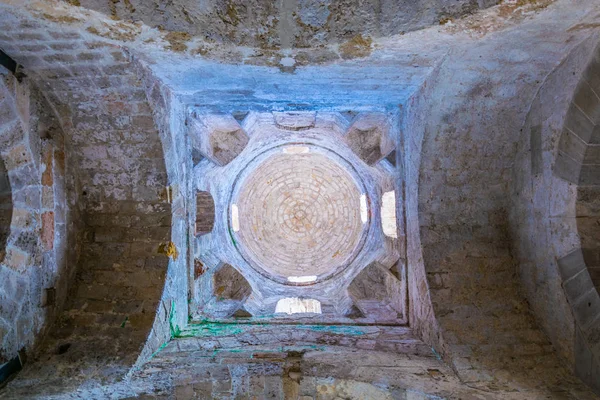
[[74, 0, 500, 48]]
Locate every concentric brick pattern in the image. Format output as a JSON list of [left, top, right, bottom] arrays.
[[235, 151, 364, 280]]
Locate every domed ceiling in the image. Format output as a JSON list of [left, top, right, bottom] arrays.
[[232, 145, 367, 283], [191, 111, 405, 324]]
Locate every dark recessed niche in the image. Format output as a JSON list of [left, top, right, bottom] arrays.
[[0, 158, 12, 263]]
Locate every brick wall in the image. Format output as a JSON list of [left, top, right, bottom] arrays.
[[0, 7, 172, 390], [524, 37, 600, 393], [0, 73, 76, 364], [196, 191, 215, 235], [412, 26, 596, 395], [41, 62, 171, 387]]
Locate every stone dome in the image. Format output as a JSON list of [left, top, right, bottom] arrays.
[[231, 145, 367, 283]]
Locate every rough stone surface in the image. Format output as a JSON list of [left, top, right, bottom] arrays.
[[344, 113, 395, 165], [70, 0, 500, 49], [195, 190, 215, 235], [235, 148, 364, 280], [0, 0, 599, 398], [189, 113, 249, 166], [0, 73, 76, 365]]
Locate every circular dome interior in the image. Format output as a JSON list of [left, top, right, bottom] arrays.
[[230, 145, 367, 284]]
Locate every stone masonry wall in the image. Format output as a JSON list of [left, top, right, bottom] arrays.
[[414, 16, 600, 396], [129, 56, 191, 371], [404, 62, 446, 354], [509, 34, 600, 391], [0, 9, 172, 393], [76, 0, 499, 49], [577, 45, 600, 292], [0, 72, 75, 364], [195, 191, 215, 235]]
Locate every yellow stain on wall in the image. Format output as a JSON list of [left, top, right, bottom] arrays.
[[158, 241, 179, 261]]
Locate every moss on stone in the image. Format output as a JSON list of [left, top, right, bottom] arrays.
[[164, 31, 192, 53], [158, 241, 178, 261], [42, 13, 82, 24], [339, 34, 372, 60]]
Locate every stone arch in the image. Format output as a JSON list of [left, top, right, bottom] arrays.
[[0, 53, 173, 390], [550, 41, 600, 392]]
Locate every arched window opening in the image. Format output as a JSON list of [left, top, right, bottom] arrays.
[[381, 190, 398, 238], [283, 145, 309, 154], [360, 194, 368, 224], [275, 298, 322, 315], [231, 204, 240, 232], [287, 275, 317, 284]]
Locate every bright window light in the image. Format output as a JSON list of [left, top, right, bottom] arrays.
[[360, 194, 368, 224], [381, 191, 397, 238], [231, 204, 240, 232], [283, 146, 310, 154], [275, 298, 322, 314], [287, 275, 317, 283]]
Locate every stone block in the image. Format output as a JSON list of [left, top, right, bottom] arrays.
[[564, 103, 595, 143], [575, 328, 595, 389], [273, 111, 316, 130], [553, 150, 581, 184], [573, 289, 600, 327], [263, 376, 283, 398], [577, 187, 600, 216], [41, 186, 54, 209], [14, 230, 37, 254], [174, 385, 194, 399], [590, 125, 600, 145], [189, 114, 249, 166], [578, 217, 600, 249], [195, 191, 215, 236], [557, 248, 586, 281], [583, 145, 600, 164], [5, 144, 33, 170], [192, 380, 213, 398], [0, 122, 23, 154], [93, 226, 127, 243], [588, 266, 600, 289], [15, 32, 47, 41], [9, 164, 39, 188], [558, 128, 587, 164], [580, 165, 600, 186], [4, 246, 29, 272], [131, 115, 156, 131], [344, 113, 394, 165], [584, 57, 600, 99], [586, 248, 600, 266], [43, 53, 76, 63], [573, 80, 600, 124], [585, 317, 600, 356], [563, 269, 594, 303]]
